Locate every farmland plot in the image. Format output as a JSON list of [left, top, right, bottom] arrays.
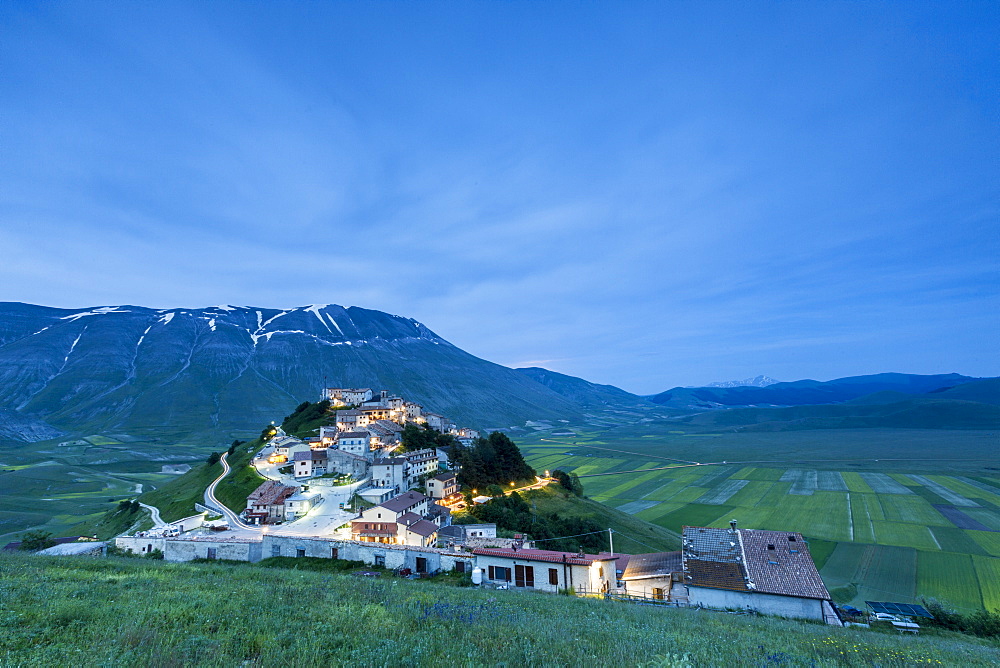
[[973, 556, 1000, 611], [872, 521, 939, 550], [816, 471, 848, 492], [906, 475, 980, 507], [780, 469, 818, 495], [820, 543, 917, 607], [917, 551, 983, 611], [841, 472, 875, 494], [725, 480, 775, 508], [968, 530, 1000, 557], [930, 527, 989, 555], [849, 494, 878, 544], [859, 473, 913, 495], [696, 479, 749, 505], [879, 495, 951, 526]]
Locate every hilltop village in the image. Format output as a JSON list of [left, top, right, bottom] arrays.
[[115, 387, 843, 626]]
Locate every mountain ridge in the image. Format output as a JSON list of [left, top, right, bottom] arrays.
[[0, 302, 610, 443]]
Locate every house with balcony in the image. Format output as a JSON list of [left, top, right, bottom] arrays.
[[350, 492, 433, 545]]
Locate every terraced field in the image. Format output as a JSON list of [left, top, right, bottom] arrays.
[[517, 426, 1000, 612]]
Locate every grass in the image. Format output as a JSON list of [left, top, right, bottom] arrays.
[[138, 462, 222, 523], [522, 424, 1000, 611], [2, 552, 999, 667], [212, 443, 266, 514], [519, 486, 682, 553], [917, 551, 983, 611]]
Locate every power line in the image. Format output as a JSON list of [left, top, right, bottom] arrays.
[[531, 530, 609, 543]]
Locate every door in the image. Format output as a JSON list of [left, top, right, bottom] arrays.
[[331, 547, 339, 559], [206, 548, 217, 560], [514, 565, 534, 588], [416, 557, 427, 574], [653, 587, 664, 600]]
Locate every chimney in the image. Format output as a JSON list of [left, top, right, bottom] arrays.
[[730, 519, 738, 533]]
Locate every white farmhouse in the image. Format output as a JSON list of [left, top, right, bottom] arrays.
[[472, 547, 619, 594]]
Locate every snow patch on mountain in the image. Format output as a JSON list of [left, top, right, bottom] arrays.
[[702, 375, 780, 388]]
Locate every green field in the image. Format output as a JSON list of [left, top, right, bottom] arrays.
[[0, 435, 209, 543], [517, 425, 1000, 612]]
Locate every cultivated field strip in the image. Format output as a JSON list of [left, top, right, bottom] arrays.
[[520, 433, 999, 612], [859, 472, 913, 494], [973, 555, 1000, 610], [906, 474, 980, 507], [955, 476, 1000, 496], [614, 500, 661, 515], [816, 471, 848, 491], [780, 469, 818, 495], [916, 551, 984, 611], [695, 479, 749, 505]]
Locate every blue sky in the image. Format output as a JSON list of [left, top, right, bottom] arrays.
[[2, 2, 997, 393]]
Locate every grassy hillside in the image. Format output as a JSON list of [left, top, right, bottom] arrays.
[[521, 485, 681, 553], [137, 440, 267, 520], [138, 461, 222, 523], [3, 553, 998, 666], [213, 441, 267, 514]]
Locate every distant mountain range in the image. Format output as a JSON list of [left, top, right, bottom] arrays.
[[0, 301, 996, 444], [649, 373, 985, 409], [702, 375, 779, 388]]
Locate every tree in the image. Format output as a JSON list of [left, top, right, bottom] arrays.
[[552, 469, 584, 496], [228, 439, 244, 455], [206, 452, 221, 465], [19, 530, 56, 551], [455, 432, 536, 490]]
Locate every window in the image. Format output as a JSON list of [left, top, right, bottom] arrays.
[[788, 536, 796, 542], [455, 561, 466, 573], [767, 544, 775, 550], [652, 587, 664, 600], [206, 547, 217, 560], [271, 544, 280, 557], [548, 568, 559, 586], [296, 548, 306, 558], [374, 554, 385, 567], [514, 565, 534, 588], [488, 566, 511, 582], [598, 567, 604, 577]]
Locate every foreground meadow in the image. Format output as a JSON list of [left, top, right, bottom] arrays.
[[1, 554, 998, 667]]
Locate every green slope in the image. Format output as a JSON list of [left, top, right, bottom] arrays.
[[3, 553, 998, 666]]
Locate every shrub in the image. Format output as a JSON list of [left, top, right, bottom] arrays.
[[18, 530, 56, 551]]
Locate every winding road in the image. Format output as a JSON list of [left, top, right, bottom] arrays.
[[138, 502, 166, 528], [203, 452, 253, 529]]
